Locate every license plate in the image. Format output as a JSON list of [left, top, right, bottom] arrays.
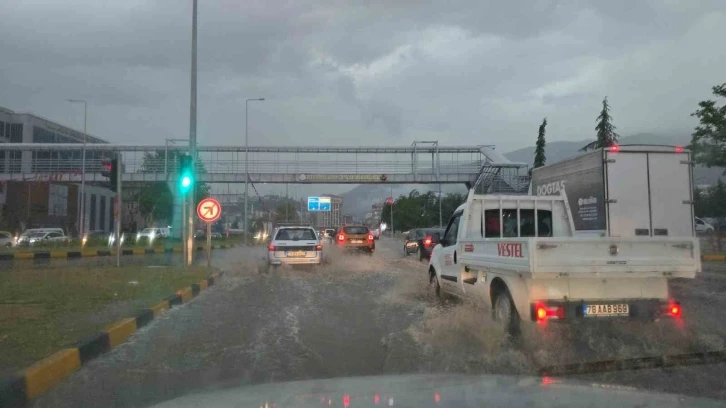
[[286, 251, 306, 257], [351, 240, 363, 243], [583, 304, 629, 317]]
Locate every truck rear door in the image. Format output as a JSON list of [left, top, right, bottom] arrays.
[[605, 151, 651, 237], [648, 152, 693, 237], [605, 148, 693, 237]]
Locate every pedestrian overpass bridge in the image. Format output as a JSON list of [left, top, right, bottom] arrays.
[[0, 142, 529, 192]]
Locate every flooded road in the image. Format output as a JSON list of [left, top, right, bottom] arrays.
[[32, 238, 726, 407]]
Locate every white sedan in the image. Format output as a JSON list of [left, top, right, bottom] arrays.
[[267, 226, 322, 270]]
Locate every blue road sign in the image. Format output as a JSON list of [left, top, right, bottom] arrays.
[[319, 197, 331, 211], [308, 197, 320, 211]]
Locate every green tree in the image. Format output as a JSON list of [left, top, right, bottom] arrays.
[[381, 191, 466, 231], [275, 202, 299, 223], [533, 118, 547, 168], [709, 180, 726, 217], [136, 151, 211, 225], [581, 96, 620, 151], [689, 83, 726, 169]]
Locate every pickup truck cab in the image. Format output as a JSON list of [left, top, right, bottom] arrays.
[[427, 189, 700, 335]]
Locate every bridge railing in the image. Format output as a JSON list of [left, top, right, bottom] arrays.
[[11, 157, 486, 176]]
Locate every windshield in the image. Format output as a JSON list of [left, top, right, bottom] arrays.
[[344, 226, 369, 234], [275, 228, 316, 240], [2, 2, 724, 406]]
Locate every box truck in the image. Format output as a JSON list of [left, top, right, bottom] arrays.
[[529, 145, 694, 238]]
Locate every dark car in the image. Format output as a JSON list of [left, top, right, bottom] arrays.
[[335, 225, 375, 254], [403, 228, 445, 260]]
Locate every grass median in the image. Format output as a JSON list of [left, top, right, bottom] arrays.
[[0, 264, 209, 377]]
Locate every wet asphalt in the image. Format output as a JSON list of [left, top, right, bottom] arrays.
[[26, 238, 726, 407]]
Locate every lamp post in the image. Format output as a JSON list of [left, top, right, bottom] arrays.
[[187, 0, 198, 265], [67, 99, 87, 237], [244, 97, 265, 245]]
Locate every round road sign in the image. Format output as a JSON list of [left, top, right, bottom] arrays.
[[197, 198, 222, 223]]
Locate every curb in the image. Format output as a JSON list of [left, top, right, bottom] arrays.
[[0, 272, 222, 407], [703, 254, 726, 262], [0, 244, 237, 262]]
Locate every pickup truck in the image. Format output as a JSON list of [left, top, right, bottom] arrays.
[[427, 189, 700, 335]]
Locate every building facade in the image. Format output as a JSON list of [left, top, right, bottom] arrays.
[[315, 194, 343, 228], [0, 106, 115, 235]]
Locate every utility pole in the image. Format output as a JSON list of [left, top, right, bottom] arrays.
[[187, 0, 198, 265], [115, 153, 122, 267], [244, 98, 265, 245], [285, 183, 290, 222], [390, 185, 394, 234], [67, 99, 87, 237]]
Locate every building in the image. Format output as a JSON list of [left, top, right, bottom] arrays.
[[315, 194, 343, 228], [343, 214, 354, 225], [0, 106, 115, 235]]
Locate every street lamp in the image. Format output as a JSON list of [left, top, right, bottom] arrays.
[[67, 99, 87, 237], [245, 97, 265, 245]]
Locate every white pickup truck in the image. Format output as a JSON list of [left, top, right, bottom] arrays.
[[427, 189, 700, 335]]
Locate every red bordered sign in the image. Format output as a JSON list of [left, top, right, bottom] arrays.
[[197, 198, 222, 223]]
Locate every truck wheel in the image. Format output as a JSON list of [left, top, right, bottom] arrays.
[[493, 290, 520, 336], [429, 270, 441, 297]]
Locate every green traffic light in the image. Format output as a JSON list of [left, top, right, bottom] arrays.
[[181, 176, 191, 188]]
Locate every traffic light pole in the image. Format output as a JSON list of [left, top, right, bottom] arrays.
[[115, 153, 122, 267], [182, 195, 187, 264], [187, 0, 198, 267]]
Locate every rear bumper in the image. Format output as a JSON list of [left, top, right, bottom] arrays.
[[337, 243, 375, 251], [268, 253, 322, 266], [529, 299, 679, 322]]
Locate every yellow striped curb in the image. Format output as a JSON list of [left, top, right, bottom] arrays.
[[24, 349, 81, 400], [703, 254, 726, 262], [0, 243, 237, 262]]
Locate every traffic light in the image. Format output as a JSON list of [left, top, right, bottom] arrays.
[[178, 154, 193, 195], [109, 158, 118, 192], [101, 158, 112, 178]]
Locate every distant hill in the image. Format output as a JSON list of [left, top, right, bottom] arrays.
[[505, 132, 726, 186]]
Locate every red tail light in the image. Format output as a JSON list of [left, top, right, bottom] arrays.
[[338, 234, 345, 242], [668, 302, 681, 317], [268, 244, 275, 251], [424, 236, 432, 246], [534, 303, 565, 321], [316, 244, 322, 251], [367, 234, 374, 242]]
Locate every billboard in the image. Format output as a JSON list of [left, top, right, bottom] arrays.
[[308, 196, 331, 212]]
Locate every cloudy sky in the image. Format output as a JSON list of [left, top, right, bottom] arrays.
[[2, 0, 725, 154]]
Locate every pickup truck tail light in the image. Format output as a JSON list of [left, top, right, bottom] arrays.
[[424, 236, 432, 247], [268, 244, 275, 251], [534, 303, 565, 321], [367, 234, 374, 242], [338, 234, 346, 242], [667, 302, 681, 317]]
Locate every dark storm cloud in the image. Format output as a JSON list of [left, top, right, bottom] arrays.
[[0, 0, 724, 151]]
